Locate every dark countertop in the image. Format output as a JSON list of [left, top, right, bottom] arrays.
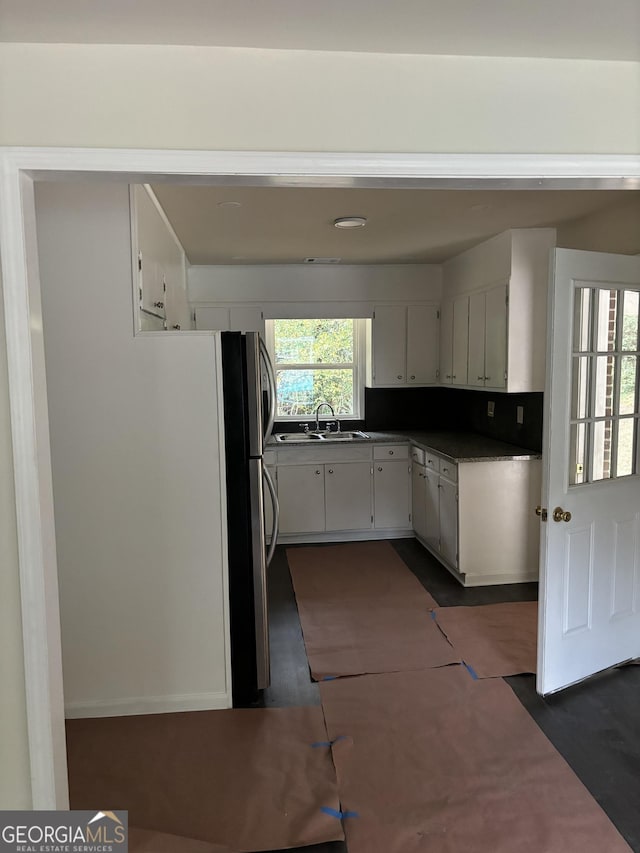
[[268, 430, 541, 463]]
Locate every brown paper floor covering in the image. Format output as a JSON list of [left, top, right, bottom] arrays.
[[319, 666, 630, 853], [432, 600, 538, 678], [66, 707, 344, 853], [287, 541, 458, 679], [130, 827, 236, 853]]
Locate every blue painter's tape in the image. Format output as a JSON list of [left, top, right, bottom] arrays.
[[464, 661, 479, 680], [430, 611, 437, 620], [321, 807, 359, 820], [322, 675, 338, 681], [311, 735, 348, 748]]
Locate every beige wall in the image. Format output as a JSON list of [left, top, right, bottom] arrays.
[[0, 266, 32, 809], [0, 44, 638, 152], [557, 194, 640, 254]]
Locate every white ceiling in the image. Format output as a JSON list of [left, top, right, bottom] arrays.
[[1, 0, 638, 61], [149, 185, 634, 265]]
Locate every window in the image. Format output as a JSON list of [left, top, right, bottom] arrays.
[[266, 318, 364, 419], [570, 286, 640, 484]]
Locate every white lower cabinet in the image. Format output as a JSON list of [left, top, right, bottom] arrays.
[[277, 464, 325, 534], [412, 444, 542, 586], [438, 476, 459, 567], [374, 461, 411, 529], [325, 462, 373, 531], [275, 443, 411, 539]]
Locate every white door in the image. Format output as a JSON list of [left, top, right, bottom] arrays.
[[411, 463, 428, 540], [538, 249, 640, 695], [424, 467, 440, 551], [439, 302, 454, 384], [374, 461, 410, 528], [452, 296, 470, 385], [484, 284, 508, 389], [467, 291, 486, 387], [373, 305, 406, 385], [407, 305, 439, 384], [325, 462, 372, 531], [439, 477, 458, 567], [277, 464, 325, 533]]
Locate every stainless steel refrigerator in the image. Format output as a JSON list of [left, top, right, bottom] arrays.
[[220, 331, 279, 705]]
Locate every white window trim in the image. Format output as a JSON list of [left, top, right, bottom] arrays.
[[265, 318, 366, 421]]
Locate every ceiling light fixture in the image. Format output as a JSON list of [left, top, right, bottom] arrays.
[[333, 216, 367, 229]]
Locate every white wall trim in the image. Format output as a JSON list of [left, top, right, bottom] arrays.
[[65, 690, 230, 720], [4, 148, 640, 186], [1, 146, 638, 810]]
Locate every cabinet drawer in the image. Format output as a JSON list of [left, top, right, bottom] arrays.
[[439, 459, 458, 482], [373, 443, 408, 460], [410, 445, 425, 465], [424, 452, 440, 471]]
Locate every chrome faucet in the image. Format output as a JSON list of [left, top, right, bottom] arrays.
[[315, 402, 340, 433]]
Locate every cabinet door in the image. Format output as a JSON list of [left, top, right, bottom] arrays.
[[229, 306, 265, 336], [411, 463, 428, 540], [439, 302, 454, 384], [277, 464, 325, 533], [372, 306, 407, 385], [424, 468, 441, 552], [407, 305, 439, 384], [374, 461, 411, 529], [484, 284, 508, 389], [439, 477, 459, 567], [325, 462, 372, 531], [194, 306, 230, 331], [467, 292, 486, 387], [452, 296, 470, 385]]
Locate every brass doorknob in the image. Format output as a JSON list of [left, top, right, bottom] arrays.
[[535, 506, 548, 522], [552, 506, 572, 523]]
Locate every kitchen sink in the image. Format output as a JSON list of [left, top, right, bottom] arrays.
[[274, 430, 369, 443]]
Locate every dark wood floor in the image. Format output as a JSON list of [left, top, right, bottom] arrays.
[[262, 538, 640, 853]]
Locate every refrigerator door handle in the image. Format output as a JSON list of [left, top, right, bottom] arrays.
[[260, 337, 277, 442], [263, 465, 279, 567]]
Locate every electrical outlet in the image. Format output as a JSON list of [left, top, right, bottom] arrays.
[[516, 405, 524, 425], [487, 401, 495, 418]]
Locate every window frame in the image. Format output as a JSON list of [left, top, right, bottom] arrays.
[[265, 318, 366, 422]]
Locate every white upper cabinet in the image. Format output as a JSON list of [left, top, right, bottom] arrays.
[[467, 285, 507, 389], [194, 305, 265, 335], [442, 228, 556, 393], [441, 295, 470, 385], [131, 185, 191, 331], [367, 303, 439, 387]]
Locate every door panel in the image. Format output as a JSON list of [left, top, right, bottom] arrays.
[[277, 464, 325, 534], [325, 462, 372, 531], [439, 302, 453, 384], [439, 477, 458, 567], [373, 306, 406, 385], [411, 464, 428, 540], [467, 292, 486, 387], [538, 249, 640, 695], [374, 462, 410, 529], [452, 296, 469, 385], [407, 305, 438, 384], [424, 468, 440, 551], [484, 284, 508, 389]]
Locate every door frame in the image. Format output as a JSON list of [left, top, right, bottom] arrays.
[[1, 148, 639, 808]]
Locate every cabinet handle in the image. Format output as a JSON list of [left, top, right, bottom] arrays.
[[485, 376, 491, 381], [328, 468, 333, 474], [477, 375, 484, 381], [397, 375, 403, 380], [377, 466, 383, 472], [445, 374, 451, 379], [153, 301, 164, 309], [389, 450, 394, 455], [315, 469, 321, 475], [410, 375, 415, 380], [172, 324, 181, 330], [452, 375, 456, 379]]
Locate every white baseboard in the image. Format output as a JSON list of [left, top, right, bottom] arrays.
[[276, 529, 414, 545], [64, 689, 231, 719]]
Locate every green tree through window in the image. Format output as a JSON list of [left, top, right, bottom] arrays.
[[273, 319, 357, 417]]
